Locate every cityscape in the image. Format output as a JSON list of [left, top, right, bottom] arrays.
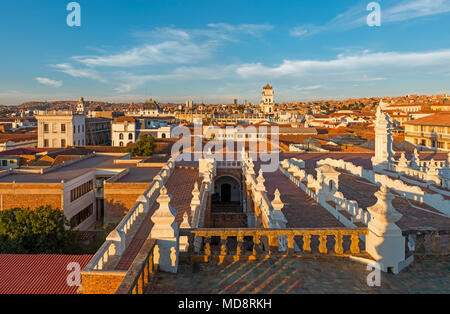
[[0, 0, 449, 301]]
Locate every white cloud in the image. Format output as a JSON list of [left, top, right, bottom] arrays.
[[35, 77, 62, 87], [293, 85, 324, 91], [74, 23, 274, 68], [73, 41, 214, 68], [236, 49, 450, 79], [290, 0, 450, 37], [384, 0, 450, 22], [52, 63, 106, 82]]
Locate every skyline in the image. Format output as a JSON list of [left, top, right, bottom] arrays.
[[1, 0, 450, 105]]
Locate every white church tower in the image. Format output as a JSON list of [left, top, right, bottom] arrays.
[[371, 106, 394, 171], [76, 97, 86, 115], [260, 84, 275, 114]]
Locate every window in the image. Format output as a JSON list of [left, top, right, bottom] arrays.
[[119, 142, 124, 147], [1, 160, 7, 167], [82, 125, 85, 132], [119, 133, 124, 140], [70, 204, 94, 228], [70, 180, 94, 202], [61, 124, 66, 133], [44, 124, 49, 133], [78, 125, 81, 133], [74, 125, 76, 134], [44, 139, 49, 147], [61, 139, 66, 147], [129, 133, 133, 140]]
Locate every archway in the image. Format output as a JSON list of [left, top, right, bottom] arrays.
[[210, 175, 247, 228], [213, 176, 241, 205]]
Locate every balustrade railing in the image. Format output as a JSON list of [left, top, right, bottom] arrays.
[[216, 161, 242, 169], [180, 228, 368, 260], [85, 159, 174, 272], [115, 239, 158, 294], [403, 228, 449, 257]]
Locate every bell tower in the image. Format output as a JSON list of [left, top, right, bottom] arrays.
[[76, 97, 86, 115], [260, 84, 275, 113]]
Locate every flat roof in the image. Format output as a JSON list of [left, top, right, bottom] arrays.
[[0, 154, 162, 184]]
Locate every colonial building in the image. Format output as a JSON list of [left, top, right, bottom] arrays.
[[404, 112, 450, 151], [127, 99, 163, 117], [36, 98, 111, 148], [36, 109, 86, 148], [112, 116, 173, 147]]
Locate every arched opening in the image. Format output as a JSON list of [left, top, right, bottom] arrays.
[[162, 133, 167, 139], [213, 176, 241, 205], [211, 175, 246, 228]]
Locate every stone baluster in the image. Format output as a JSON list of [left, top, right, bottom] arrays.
[[236, 236, 244, 257], [334, 232, 344, 255], [350, 234, 361, 254], [414, 232, 426, 254], [287, 235, 295, 256], [253, 235, 261, 257], [431, 231, 441, 254], [318, 234, 328, 254], [302, 234, 312, 253], [220, 236, 228, 256]]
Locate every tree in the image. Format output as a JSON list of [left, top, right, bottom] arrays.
[[0, 206, 78, 254], [124, 134, 156, 157]]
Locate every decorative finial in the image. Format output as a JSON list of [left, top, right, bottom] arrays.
[[271, 189, 284, 211]]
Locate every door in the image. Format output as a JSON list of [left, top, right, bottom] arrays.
[[221, 184, 232, 203]]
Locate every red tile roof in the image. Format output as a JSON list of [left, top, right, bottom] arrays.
[[404, 113, 450, 126], [0, 254, 93, 294]]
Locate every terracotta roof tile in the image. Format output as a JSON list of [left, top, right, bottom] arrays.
[[0, 254, 93, 294]]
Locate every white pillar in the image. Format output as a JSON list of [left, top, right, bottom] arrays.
[[179, 212, 192, 253], [366, 185, 407, 274], [150, 186, 179, 273], [371, 106, 394, 171]]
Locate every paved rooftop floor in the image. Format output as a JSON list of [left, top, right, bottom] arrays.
[[147, 257, 449, 294], [263, 170, 345, 228], [115, 167, 201, 271]]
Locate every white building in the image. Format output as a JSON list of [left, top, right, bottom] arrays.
[[112, 116, 173, 147], [36, 98, 87, 148]]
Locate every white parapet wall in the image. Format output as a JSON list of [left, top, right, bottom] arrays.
[[317, 158, 450, 217], [84, 158, 176, 272]]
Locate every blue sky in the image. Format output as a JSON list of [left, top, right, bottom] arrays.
[[1, 0, 450, 105]]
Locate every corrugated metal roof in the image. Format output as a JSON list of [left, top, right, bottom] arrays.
[[0, 254, 93, 294]]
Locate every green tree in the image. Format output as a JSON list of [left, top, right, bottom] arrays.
[[124, 134, 156, 157], [0, 206, 78, 254]]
